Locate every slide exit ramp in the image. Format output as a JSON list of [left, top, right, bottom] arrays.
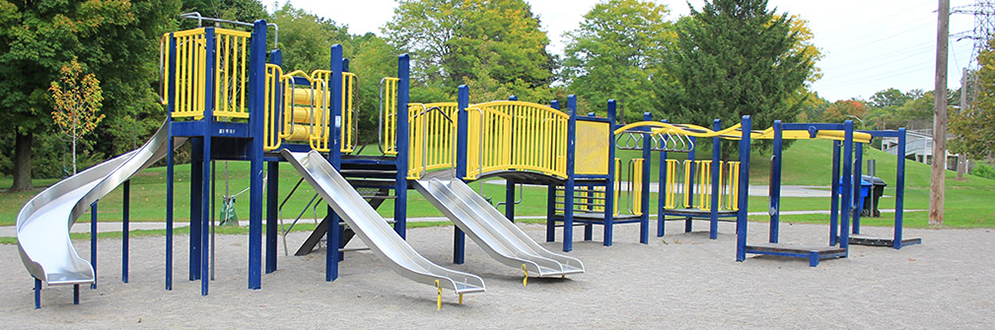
[[17, 121, 180, 285], [414, 178, 584, 277], [281, 150, 485, 294]]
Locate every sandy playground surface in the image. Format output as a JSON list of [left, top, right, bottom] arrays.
[[1, 220, 994, 328]]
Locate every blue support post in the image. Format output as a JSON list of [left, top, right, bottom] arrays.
[[657, 119, 669, 237], [894, 128, 908, 249], [770, 121, 784, 243], [453, 85, 469, 263], [853, 142, 864, 235], [265, 49, 282, 275], [34, 278, 41, 309], [90, 200, 98, 289], [395, 54, 410, 238], [547, 100, 560, 242], [123, 180, 130, 283], [830, 141, 841, 246], [164, 33, 176, 292], [246, 20, 268, 291], [325, 44, 344, 281], [710, 119, 722, 239], [73, 284, 79, 305], [640, 112, 651, 244], [685, 136, 697, 233], [506, 95, 519, 221], [189, 141, 202, 282], [840, 120, 854, 253], [564, 95, 578, 251], [735, 116, 752, 262], [200, 27, 217, 296], [603, 100, 617, 246]]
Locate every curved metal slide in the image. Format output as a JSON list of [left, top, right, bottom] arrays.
[[281, 150, 485, 294], [414, 178, 584, 277], [17, 121, 181, 285]]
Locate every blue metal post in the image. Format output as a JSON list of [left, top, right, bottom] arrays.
[[325, 44, 344, 281], [602, 99, 616, 246], [546, 100, 560, 242], [246, 20, 268, 291], [840, 120, 854, 253], [34, 278, 41, 309], [770, 121, 783, 243], [73, 284, 79, 305], [564, 95, 578, 251], [265, 49, 282, 275], [395, 54, 410, 238], [505, 95, 518, 221], [640, 112, 651, 244], [657, 119, 669, 237], [122, 180, 130, 283], [165, 33, 176, 291], [710, 119, 722, 239], [685, 136, 697, 233], [894, 128, 907, 249], [852, 142, 863, 235], [90, 200, 98, 289], [830, 141, 841, 246], [735, 116, 752, 262], [453, 85, 469, 263], [189, 140, 203, 282], [199, 27, 217, 296]]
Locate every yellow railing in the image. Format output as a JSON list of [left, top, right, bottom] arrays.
[[664, 159, 680, 209], [659, 159, 740, 211], [464, 101, 568, 180], [339, 72, 357, 153], [162, 28, 251, 120], [408, 102, 459, 179], [381, 77, 400, 155], [629, 158, 644, 216], [213, 29, 252, 119], [263, 64, 283, 151], [276, 70, 331, 151]]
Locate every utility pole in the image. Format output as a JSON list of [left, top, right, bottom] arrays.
[[930, 0, 949, 226]]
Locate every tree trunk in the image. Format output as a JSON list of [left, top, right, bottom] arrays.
[[9, 132, 34, 193]]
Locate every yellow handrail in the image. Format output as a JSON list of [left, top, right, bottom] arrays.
[[263, 64, 283, 151], [162, 28, 251, 120], [664, 159, 679, 209], [213, 29, 251, 119], [339, 72, 357, 153], [407, 102, 459, 179], [464, 101, 568, 180], [381, 77, 400, 155]]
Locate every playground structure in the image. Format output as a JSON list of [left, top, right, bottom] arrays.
[[15, 17, 920, 309]]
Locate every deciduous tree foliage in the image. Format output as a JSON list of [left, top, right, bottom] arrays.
[[562, 0, 674, 122], [820, 99, 866, 125], [951, 38, 995, 160], [384, 0, 553, 98], [653, 0, 814, 135], [50, 58, 105, 175]]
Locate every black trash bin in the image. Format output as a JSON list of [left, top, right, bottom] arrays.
[[861, 175, 887, 217]]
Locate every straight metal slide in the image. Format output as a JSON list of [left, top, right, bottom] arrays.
[[281, 150, 485, 294], [17, 121, 180, 285], [414, 178, 584, 277]]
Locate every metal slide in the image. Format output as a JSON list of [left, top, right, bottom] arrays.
[[281, 150, 485, 294], [17, 121, 181, 285], [414, 178, 585, 277]]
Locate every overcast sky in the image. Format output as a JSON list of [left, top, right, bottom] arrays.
[[277, 0, 976, 102]]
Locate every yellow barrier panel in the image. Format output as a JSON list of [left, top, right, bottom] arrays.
[[408, 102, 459, 179], [381, 77, 400, 155], [263, 64, 283, 151], [336, 72, 356, 153], [213, 29, 251, 119], [167, 29, 208, 119], [664, 159, 679, 209], [682, 160, 693, 208], [463, 101, 568, 180], [728, 161, 740, 211], [613, 158, 622, 216], [629, 158, 644, 216]]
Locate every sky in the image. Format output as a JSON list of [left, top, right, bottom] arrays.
[[276, 0, 977, 102]]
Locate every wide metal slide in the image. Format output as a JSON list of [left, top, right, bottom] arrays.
[[281, 150, 485, 294], [414, 178, 584, 277], [17, 121, 179, 286]]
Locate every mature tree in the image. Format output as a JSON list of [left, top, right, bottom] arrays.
[[654, 0, 815, 136], [562, 0, 674, 121], [384, 0, 553, 97], [50, 59, 105, 175], [179, 0, 266, 28], [268, 3, 350, 73], [820, 99, 867, 126], [0, 0, 179, 190], [950, 39, 995, 160]]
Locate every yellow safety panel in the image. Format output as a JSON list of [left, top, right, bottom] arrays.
[[575, 121, 610, 176], [285, 124, 312, 141]]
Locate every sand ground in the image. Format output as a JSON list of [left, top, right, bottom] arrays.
[[2, 220, 993, 329]]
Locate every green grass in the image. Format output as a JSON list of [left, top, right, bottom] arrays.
[[2, 140, 993, 232]]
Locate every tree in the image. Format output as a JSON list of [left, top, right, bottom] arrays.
[[950, 38, 995, 160], [870, 88, 911, 109], [562, 0, 674, 122], [383, 0, 553, 97], [50, 59, 105, 175], [653, 0, 815, 144], [821, 99, 867, 126]]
